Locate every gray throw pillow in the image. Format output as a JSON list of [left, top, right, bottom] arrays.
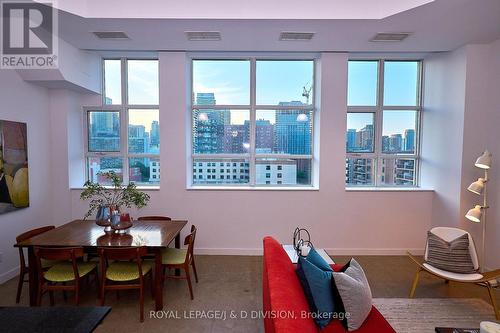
[[332, 259, 372, 331], [426, 231, 476, 273]]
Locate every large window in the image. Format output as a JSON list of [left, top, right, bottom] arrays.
[[346, 60, 421, 187], [191, 59, 315, 187], [85, 58, 160, 185]]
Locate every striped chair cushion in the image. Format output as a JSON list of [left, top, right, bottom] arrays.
[[44, 262, 97, 282], [426, 231, 476, 273], [106, 261, 152, 281]]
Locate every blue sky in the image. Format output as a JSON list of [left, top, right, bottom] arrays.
[[105, 59, 418, 136]]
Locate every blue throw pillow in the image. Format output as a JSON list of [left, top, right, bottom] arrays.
[[306, 247, 333, 272], [297, 256, 335, 328]]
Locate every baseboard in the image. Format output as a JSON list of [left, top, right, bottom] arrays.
[[194, 248, 425, 256], [0, 266, 19, 285]]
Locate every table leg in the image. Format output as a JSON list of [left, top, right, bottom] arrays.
[[154, 248, 163, 311], [175, 234, 181, 276], [27, 247, 38, 306]]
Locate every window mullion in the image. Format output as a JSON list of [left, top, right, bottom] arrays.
[[374, 60, 384, 186], [249, 57, 257, 186]]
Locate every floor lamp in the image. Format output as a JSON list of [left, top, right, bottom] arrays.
[[465, 150, 491, 275]]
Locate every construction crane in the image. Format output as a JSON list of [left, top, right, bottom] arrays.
[[302, 84, 312, 104]]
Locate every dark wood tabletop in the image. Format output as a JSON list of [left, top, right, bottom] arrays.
[[16, 219, 187, 248], [15, 218, 188, 310]]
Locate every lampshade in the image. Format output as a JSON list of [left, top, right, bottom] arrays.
[[465, 205, 482, 223], [467, 178, 485, 195], [475, 150, 492, 169]]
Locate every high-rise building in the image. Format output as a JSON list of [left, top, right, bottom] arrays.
[[389, 134, 403, 152], [193, 93, 230, 154], [150, 120, 160, 147], [346, 129, 356, 150], [223, 125, 247, 153], [255, 119, 274, 153], [274, 101, 311, 155], [404, 129, 415, 152]]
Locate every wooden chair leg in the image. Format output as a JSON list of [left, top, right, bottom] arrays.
[[150, 273, 155, 298], [15, 271, 24, 303], [486, 283, 500, 320], [94, 271, 100, 299], [75, 281, 80, 306], [37, 286, 43, 306], [49, 290, 55, 306], [185, 265, 194, 300], [140, 284, 145, 322], [191, 259, 199, 283], [409, 269, 422, 298]]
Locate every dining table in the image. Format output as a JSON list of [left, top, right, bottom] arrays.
[[15, 219, 188, 311]]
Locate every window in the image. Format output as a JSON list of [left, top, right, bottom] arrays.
[[191, 59, 315, 187], [346, 60, 421, 187], [86, 58, 160, 185]]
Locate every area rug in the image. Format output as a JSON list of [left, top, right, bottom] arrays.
[[372, 298, 498, 333]]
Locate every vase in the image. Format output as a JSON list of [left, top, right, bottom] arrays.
[[95, 205, 120, 234]]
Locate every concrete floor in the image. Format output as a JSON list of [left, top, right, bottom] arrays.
[[0, 255, 498, 333]]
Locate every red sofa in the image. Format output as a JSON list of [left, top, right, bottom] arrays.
[[262, 237, 396, 333]]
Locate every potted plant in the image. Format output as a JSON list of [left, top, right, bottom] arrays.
[[80, 171, 150, 231]]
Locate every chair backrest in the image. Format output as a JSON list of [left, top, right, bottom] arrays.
[[34, 247, 84, 281], [425, 227, 479, 270], [16, 226, 55, 269], [98, 247, 149, 280], [184, 225, 197, 260], [137, 216, 171, 221]]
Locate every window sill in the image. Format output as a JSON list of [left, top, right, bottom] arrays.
[[345, 187, 433, 192], [187, 186, 319, 191], [70, 186, 160, 191]]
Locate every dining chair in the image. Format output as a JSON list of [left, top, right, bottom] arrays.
[[98, 247, 153, 322], [34, 246, 98, 306], [15, 226, 56, 303], [162, 225, 198, 300], [137, 215, 172, 221]]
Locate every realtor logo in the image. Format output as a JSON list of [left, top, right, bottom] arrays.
[[1, 0, 58, 68]]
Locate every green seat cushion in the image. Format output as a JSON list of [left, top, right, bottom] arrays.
[[161, 248, 187, 265], [41, 259, 60, 268], [106, 261, 152, 282], [44, 262, 96, 282]]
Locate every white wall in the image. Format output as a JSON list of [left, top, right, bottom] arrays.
[[460, 40, 500, 269], [421, 47, 467, 227], [0, 70, 52, 283]]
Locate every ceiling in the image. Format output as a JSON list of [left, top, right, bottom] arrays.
[[53, 0, 500, 53]]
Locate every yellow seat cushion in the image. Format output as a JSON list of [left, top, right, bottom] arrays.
[[106, 261, 152, 282], [41, 259, 60, 268], [161, 248, 187, 265], [44, 262, 96, 282]]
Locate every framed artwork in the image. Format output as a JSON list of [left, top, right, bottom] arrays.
[[0, 120, 29, 214]]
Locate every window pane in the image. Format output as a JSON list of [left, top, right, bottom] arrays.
[[129, 157, 160, 185], [346, 113, 374, 153], [383, 61, 419, 106], [381, 158, 416, 186], [256, 158, 311, 185], [87, 157, 123, 184], [104, 60, 121, 105], [345, 158, 374, 186], [192, 109, 250, 154], [192, 60, 250, 105], [127, 60, 159, 105], [128, 109, 160, 154], [256, 60, 314, 106], [382, 111, 417, 154], [88, 111, 120, 152], [192, 158, 249, 185], [256, 110, 312, 155], [347, 61, 378, 106]]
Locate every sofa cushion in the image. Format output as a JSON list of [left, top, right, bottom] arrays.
[[332, 259, 372, 331], [426, 231, 476, 273], [297, 256, 335, 328]]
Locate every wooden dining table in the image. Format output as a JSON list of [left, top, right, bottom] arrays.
[[15, 219, 188, 311]]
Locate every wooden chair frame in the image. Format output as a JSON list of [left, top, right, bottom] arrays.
[[15, 226, 55, 303], [163, 225, 198, 300], [98, 247, 153, 322], [35, 246, 98, 306], [407, 252, 500, 320]]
